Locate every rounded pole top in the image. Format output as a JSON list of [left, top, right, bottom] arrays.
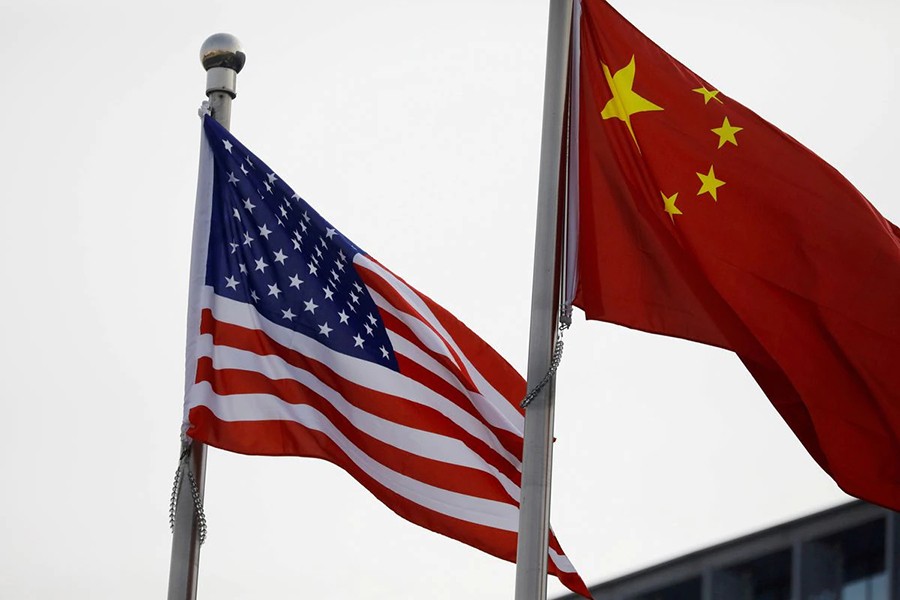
[[200, 33, 245, 73]]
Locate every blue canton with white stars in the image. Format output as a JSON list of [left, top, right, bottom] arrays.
[[203, 116, 398, 370]]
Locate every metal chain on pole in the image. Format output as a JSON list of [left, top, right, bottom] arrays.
[[169, 444, 207, 545], [187, 469, 207, 546], [520, 315, 570, 409], [169, 461, 183, 533]]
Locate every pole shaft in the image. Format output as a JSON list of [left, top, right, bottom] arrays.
[[168, 36, 241, 600], [207, 91, 233, 129], [515, 1, 573, 599]]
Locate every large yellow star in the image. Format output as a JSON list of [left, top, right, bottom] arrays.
[[601, 56, 663, 148], [711, 116, 742, 149], [697, 166, 726, 201], [661, 191, 682, 222], [692, 86, 723, 105]]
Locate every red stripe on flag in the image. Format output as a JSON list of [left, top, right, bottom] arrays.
[[187, 406, 591, 598], [381, 309, 524, 459], [199, 309, 522, 486], [195, 356, 518, 501], [189, 405, 518, 552], [357, 256, 526, 411], [357, 264, 477, 383], [381, 308, 480, 397], [392, 348, 524, 462], [417, 291, 527, 411]]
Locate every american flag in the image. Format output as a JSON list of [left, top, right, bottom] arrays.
[[183, 115, 589, 598]]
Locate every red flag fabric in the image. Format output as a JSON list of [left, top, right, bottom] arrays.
[[184, 116, 590, 597], [573, 0, 900, 509]]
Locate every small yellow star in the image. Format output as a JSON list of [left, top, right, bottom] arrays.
[[661, 191, 682, 222], [692, 86, 723, 105], [711, 116, 742, 149], [696, 166, 726, 201], [601, 56, 664, 148]]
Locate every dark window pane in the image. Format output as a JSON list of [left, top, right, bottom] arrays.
[[634, 577, 702, 600]]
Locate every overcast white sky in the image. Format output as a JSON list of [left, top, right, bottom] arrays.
[[1, 0, 897, 598]]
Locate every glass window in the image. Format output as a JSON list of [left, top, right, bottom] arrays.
[[809, 518, 887, 600], [632, 577, 702, 600], [713, 549, 791, 600], [840, 570, 887, 600]]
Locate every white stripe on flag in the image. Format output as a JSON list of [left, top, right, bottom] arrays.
[[549, 547, 577, 574], [355, 254, 526, 434], [197, 288, 517, 465], [187, 381, 521, 531], [192, 341, 522, 501]]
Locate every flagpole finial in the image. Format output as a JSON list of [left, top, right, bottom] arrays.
[[200, 33, 244, 99]]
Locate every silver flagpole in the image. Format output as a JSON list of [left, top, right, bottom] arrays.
[[167, 33, 245, 600], [515, 1, 573, 600]]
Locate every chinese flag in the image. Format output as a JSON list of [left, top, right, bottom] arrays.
[[574, 0, 900, 509]]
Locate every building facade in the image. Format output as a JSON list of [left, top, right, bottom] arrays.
[[556, 501, 898, 600]]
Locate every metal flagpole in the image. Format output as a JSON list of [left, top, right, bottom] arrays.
[[514, 1, 573, 600], [167, 33, 245, 600]]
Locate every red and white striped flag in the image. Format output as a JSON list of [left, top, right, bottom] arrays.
[[183, 116, 590, 598]]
